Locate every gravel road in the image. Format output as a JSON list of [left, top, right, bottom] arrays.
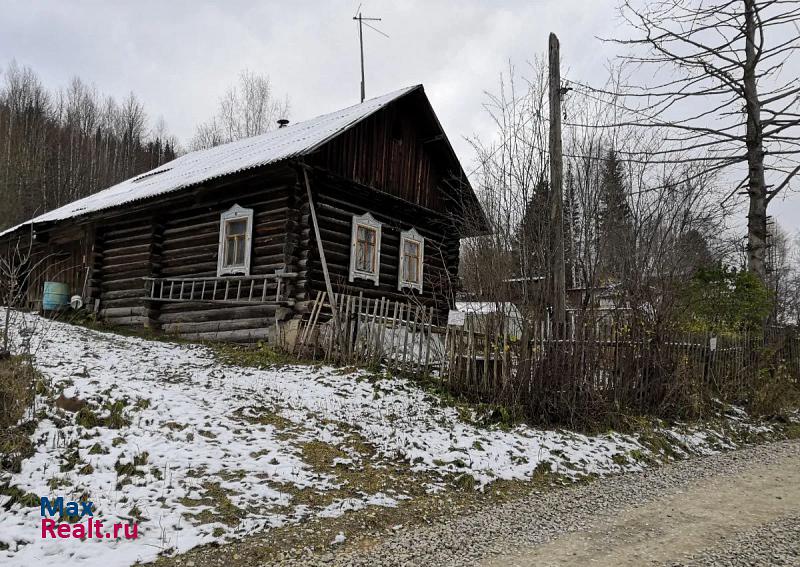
[[287, 439, 800, 567]]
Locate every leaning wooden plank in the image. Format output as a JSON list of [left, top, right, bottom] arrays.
[[302, 166, 344, 353], [299, 291, 323, 346], [308, 292, 326, 358]]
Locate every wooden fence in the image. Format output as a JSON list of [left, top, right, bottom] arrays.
[[292, 293, 800, 426], [293, 292, 444, 375]]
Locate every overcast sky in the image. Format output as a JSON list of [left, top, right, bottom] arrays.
[[1, 0, 798, 230]]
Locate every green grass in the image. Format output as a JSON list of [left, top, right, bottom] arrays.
[[785, 423, 800, 440], [179, 482, 245, 527], [210, 342, 306, 369], [75, 400, 130, 430]]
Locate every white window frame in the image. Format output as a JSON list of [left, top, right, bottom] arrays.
[[217, 204, 254, 277], [349, 212, 382, 286], [398, 227, 424, 293]]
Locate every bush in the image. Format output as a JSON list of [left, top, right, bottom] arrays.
[[0, 356, 37, 472], [680, 267, 772, 335], [0, 356, 34, 428], [749, 365, 800, 418]]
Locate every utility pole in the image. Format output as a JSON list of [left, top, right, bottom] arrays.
[[353, 10, 386, 103], [548, 32, 566, 333]]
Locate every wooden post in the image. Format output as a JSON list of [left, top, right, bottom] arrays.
[[388, 301, 399, 371], [548, 32, 566, 334], [302, 166, 345, 355], [424, 305, 434, 376]]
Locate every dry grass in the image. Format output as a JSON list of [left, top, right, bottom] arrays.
[[749, 365, 800, 419], [0, 356, 40, 473], [0, 355, 34, 428]]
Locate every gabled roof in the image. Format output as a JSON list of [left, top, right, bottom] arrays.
[[6, 84, 482, 237]]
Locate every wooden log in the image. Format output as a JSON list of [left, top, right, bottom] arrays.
[[100, 306, 145, 318], [157, 304, 278, 323], [97, 288, 142, 301], [176, 328, 272, 342], [161, 242, 218, 259], [162, 317, 272, 334], [103, 233, 152, 248], [161, 231, 220, 249], [102, 260, 154, 274], [103, 316, 144, 326], [102, 243, 151, 258], [103, 224, 153, 239], [163, 219, 220, 237], [100, 296, 145, 309], [101, 276, 148, 291]]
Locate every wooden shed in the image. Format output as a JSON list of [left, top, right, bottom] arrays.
[[0, 85, 488, 343]]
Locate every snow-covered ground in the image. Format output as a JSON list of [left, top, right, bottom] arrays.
[[0, 313, 785, 566]]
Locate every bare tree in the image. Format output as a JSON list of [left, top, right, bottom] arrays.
[[765, 222, 800, 324], [190, 70, 290, 150], [464, 54, 731, 329], [597, 0, 800, 283], [464, 59, 551, 312], [0, 61, 178, 231]]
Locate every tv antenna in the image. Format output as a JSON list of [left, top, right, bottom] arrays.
[[353, 5, 388, 103]]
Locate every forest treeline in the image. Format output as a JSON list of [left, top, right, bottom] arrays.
[[0, 61, 179, 231], [0, 63, 290, 232]]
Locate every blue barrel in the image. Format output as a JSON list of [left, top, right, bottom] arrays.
[[42, 282, 70, 311]]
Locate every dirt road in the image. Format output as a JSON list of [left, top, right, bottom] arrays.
[[303, 440, 800, 566], [484, 443, 800, 566]]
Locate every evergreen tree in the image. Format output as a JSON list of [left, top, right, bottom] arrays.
[[515, 179, 549, 279], [597, 150, 633, 282]]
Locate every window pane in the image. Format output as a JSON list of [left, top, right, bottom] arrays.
[[356, 226, 376, 273], [222, 218, 248, 268], [235, 236, 245, 265], [227, 219, 247, 236], [408, 257, 418, 283], [225, 237, 236, 266], [403, 240, 419, 283]]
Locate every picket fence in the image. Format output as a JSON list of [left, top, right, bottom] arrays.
[[292, 292, 800, 424]]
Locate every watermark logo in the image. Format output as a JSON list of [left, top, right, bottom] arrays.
[[40, 497, 138, 540]]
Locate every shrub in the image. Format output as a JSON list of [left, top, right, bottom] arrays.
[[749, 365, 800, 418], [679, 267, 772, 335], [0, 356, 34, 428], [0, 356, 38, 472]]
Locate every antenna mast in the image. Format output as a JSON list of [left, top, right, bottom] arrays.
[[353, 8, 387, 103]]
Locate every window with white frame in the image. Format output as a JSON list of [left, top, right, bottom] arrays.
[[217, 204, 254, 276], [398, 228, 424, 292], [349, 212, 382, 285]]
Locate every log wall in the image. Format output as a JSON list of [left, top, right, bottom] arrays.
[[145, 167, 297, 341], [299, 169, 461, 321], [96, 214, 153, 326]]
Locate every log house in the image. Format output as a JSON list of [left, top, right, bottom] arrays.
[[0, 85, 488, 343]]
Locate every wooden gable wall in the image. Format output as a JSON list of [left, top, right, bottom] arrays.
[[311, 96, 455, 213]]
